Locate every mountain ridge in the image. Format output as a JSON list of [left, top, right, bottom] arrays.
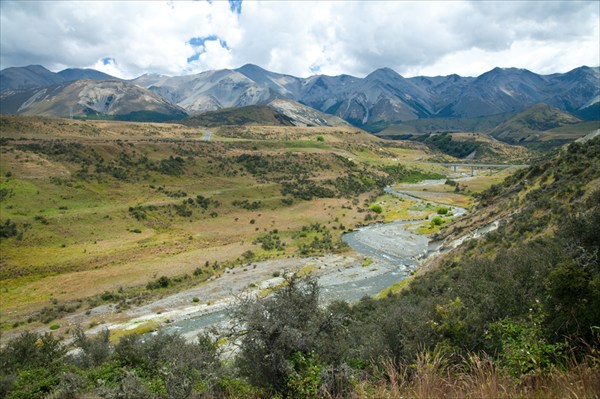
[[135, 64, 600, 128], [2, 64, 599, 130], [0, 65, 117, 91]]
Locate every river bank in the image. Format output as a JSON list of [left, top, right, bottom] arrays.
[[31, 179, 471, 341]]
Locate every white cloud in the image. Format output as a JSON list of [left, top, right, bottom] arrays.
[[1, 0, 598, 79]]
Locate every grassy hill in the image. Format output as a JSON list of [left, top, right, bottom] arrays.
[[0, 115, 441, 326], [489, 103, 580, 138], [416, 132, 532, 162], [376, 104, 599, 152], [375, 113, 515, 136]]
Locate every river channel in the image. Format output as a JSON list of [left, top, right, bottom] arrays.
[[157, 182, 467, 338]]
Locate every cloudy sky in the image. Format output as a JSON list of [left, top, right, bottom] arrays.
[[1, 1, 599, 79]]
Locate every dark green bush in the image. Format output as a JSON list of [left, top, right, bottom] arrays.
[[146, 276, 171, 290], [0, 219, 18, 238]]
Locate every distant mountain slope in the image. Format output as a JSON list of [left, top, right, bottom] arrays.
[[377, 104, 599, 151], [0, 65, 117, 91], [235, 64, 301, 98], [544, 66, 600, 117], [392, 131, 531, 162], [1, 79, 186, 121], [178, 98, 349, 128], [375, 113, 515, 137], [267, 98, 349, 127], [490, 103, 583, 143], [437, 67, 548, 117], [179, 105, 295, 127], [134, 68, 276, 114], [0, 65, 63, 91], [135, 64, 599, 130], [2, 64, 598, 132], [56, 68, 116, 83]]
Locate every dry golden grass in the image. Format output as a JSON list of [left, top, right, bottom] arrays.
[[0, 114, 204, 140], [215, 124, 378, 142], [459, 168, 520, 193], [346, 351, 600, 399], [1, 193, 368, 318]]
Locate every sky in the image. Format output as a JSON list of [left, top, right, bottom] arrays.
[[1, 1, 599, 79]]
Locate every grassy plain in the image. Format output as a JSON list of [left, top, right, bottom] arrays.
[[0, 115, 448, 329], [0, 115, 514, 335]]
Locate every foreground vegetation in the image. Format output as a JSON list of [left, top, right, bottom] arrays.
[[1, 129, 598, 397]]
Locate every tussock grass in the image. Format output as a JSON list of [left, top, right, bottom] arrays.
[[348, 351, 600, 399]]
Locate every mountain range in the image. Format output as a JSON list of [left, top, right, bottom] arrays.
[[1, 64, 598, 130], [0, 65, 115, 91]]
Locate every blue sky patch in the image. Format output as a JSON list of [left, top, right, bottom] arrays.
[[187, 53, 201, 63], [188, 35, 218, 47], [229, 0, 242, 14], [101, 57, 115, 65], [187, 36, 229, 63]]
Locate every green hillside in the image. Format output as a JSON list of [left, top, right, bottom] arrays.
[[489, 103, 596, 149], [375, 112, 515, 136]]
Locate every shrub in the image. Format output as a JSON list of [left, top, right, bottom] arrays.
[[242, 250, 256, 261], [286, 352, 323, 398], [0, 187, 14, 201], [0, 331, 65, 371], [157, 156, 185, 176], [146, 276, 171, 290], [0, 219, 18, 238], [486, 306, 564, 377], [431, 216, 443, 226], [370, 204, 383, 214], [253, 231, 284, 251], [232, 199, 262, 210], [174, 203, 192, 217]]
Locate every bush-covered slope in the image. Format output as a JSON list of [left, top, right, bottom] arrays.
[[339, 137, 600, 368]]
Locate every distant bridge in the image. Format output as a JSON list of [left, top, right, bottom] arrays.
[[426, 162, 529, 176]]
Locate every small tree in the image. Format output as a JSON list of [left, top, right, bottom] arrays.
[[70, 326, 111, 368], [233, 274, 345, 395]]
